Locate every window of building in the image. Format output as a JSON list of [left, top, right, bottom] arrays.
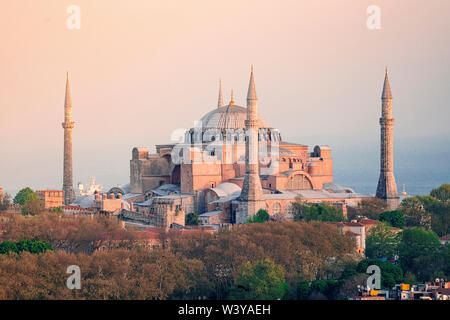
[[272, 202, 282, 215]]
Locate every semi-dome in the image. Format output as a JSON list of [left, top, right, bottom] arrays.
[[200, 104, 270, 130]]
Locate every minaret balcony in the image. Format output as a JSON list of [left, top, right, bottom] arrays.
[[62, 121, 75, 129]]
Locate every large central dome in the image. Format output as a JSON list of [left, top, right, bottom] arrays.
[[200, 104, 270, 130]]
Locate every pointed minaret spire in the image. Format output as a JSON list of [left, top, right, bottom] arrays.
[[229, 89, 235, 106], [247, 64, 257, 101], [64, 72, 73, 121], [218, 78, 224, 108], [382, 67, 392, 100], [62, 72, 75, 205]]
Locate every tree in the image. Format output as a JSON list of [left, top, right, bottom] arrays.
[[51, 207, 63, 213], [419, 190, 450, 237], [246, 209, 270, 223], [398, 186, 449, 236], [291, 278, 309, 300], [365, 222, 400, 259], [400, 197, 431, 229], [355, 198, 387, 220], [424, 197, 449, 237], [13, 187, 35, 205], [293, 203, 344, 222], [185, 213, 200, 226], [309, 279, 341, 300], [0, 193, 10, 211], [398, 228, 443, 281], [0, 241, 19, 255], [228, 259, 289, 300], [356, 259, 403, 289], [170, 220, 355, 298], [403, 272, 417, 285], [16, 240, 53, 254], [0, 248, 205, 300], [379, 210, 405, 229], [337, 273, 367, 300], [0, 240, 53, 255], [430, 184, 450, 203], [21, 192, 43, 216]]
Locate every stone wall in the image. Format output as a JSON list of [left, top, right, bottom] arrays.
[[120, 209, 157, 225], [36, 190, 63, 209]]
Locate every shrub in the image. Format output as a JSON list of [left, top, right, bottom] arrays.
[[379, 210, 405, 228], [246, 209, 270, 223], [186, 213, 200, 226]]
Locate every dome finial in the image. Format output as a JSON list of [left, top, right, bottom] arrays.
[[229, 89, 235, 106]]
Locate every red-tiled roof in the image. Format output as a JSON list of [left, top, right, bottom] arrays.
[[344, 222, 364, 227], [440, 234, 450, 241], [62, 205, 94, 211], [435, 288, 450, 295], [329, 222, 345, 227], [360, 219, 378, 225]]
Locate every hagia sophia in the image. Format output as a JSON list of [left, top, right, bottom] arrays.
[[61, 66, 399, 229]]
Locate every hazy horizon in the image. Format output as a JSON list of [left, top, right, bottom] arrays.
[[1, 1, 449, 196]]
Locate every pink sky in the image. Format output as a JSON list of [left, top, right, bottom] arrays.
[[0, 0, 449, 192]]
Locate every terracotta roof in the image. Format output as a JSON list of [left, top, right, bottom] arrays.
[[439, 234, 450, 241], [329, 222, 345, 227], [360, 219, 378, 225], [62, 205, 94, 211], [438, 288, 450, 295], [344, 222, 364, 227]]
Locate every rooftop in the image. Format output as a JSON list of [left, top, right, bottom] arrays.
[[264, 189, 371, 200], [199, 104, 270, 130], [199, 210, 222, 217]]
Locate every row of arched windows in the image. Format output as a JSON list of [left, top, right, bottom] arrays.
[[185, 128, 282, 144], [269, 201, 296, 217]]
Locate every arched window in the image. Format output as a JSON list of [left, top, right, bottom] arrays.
[[285, 203, 295, 219], [272, 202, 282, 215], [287, 174, 313, 190]]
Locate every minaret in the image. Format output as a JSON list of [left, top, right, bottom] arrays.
[[236, 66, 266, 223], [62, 72, 76, 205], [229, 89, 236, 106], [376, 67, 399, 209], [218, 78, 224, 108]]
